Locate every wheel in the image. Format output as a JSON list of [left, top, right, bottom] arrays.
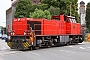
[[79, 36, 84, 43], [28, 47, 33, 50], [33, 46, 39, 50], [66, 42, 69, 46], [49, 40, 54, 46]]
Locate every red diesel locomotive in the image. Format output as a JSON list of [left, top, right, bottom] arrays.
[[6, 14, 84, 50]]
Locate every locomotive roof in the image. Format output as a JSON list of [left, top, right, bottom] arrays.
[[67, 16, 75, 18]]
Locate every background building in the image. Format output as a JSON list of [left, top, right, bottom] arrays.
[[6, 7, 12, 31], [79, 1, 86, 26], [79, 1, 86, 34]]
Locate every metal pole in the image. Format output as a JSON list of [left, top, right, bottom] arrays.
[[70, 4, 71, 16]]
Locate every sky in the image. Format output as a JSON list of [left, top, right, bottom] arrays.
[[0, 0, 90, 27], [0, 0, 11, 27]]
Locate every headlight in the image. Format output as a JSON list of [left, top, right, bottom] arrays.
[[11, 33, 13, 35], [24, 31, 26, 35], [12, 32, 15, 35], [11, 31, 15, 35]]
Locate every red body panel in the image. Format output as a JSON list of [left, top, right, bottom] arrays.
[[70, 23, 80, 34], [77, 23, 81, 34], [41, 19, 66, 35], [71, 23, 77, 34], [12, 18, 28, 35], [66, 23, 71, 34], [11, 15, 81, 36], [59, 21, 66, 34], [66, 22, 81, 34]]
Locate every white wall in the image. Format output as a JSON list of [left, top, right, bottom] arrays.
[[6, 9, 12, 33]]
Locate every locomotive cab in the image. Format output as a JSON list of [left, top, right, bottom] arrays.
[[67, 16, 77, 23]]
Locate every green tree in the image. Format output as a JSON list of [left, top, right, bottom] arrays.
[[48, 6, 60, 16], [41, 0, 79, 21], [86, 2, 90, 31], [14, 0, 32, 18], [41, 0, 60, 7], [29, 9, 51, 19], [14, 0, 79, 21], [36, 4, 49, 10]]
